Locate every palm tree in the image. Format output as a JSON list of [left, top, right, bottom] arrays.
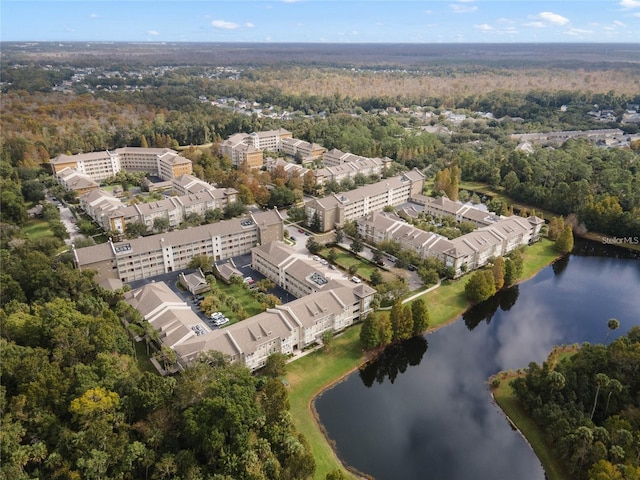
[[591, 373, 610, 420], [605, 318, 620, 344], [604, 379, 623, 417]]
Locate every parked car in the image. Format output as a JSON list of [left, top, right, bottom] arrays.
[[213, 317, 229, 326], [351, 276, 361, 284]]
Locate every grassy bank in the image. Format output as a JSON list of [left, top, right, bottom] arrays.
[[286, 239, 562, 479], [286, 326, 365, 479], [492, 377, 570, 480]]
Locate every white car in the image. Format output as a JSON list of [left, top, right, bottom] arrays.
[[351, 276, 361, 283], [214, 317, 229, 326]]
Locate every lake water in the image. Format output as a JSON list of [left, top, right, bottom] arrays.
[[315, 240, 640, 480]]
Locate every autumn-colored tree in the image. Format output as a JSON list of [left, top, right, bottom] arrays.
[[492, 256, 505, 291]]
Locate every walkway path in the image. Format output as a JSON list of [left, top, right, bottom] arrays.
[[376, 277, 442, 310]]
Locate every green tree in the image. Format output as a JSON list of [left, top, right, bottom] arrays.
[[360, 312, 381, 349], [555, 225, 574, 253], [411, 298, 430, 335], [605, 318, 620, 345], [306, 237, 321, 254], [376, 314, 393, 346], [153, 216, 170, 233], [465, 269, 496, 303], [591, 373, 610, 420], [321, 330, 335, 352], [370, 269, 383, 286], [187, 254, 215, 273], [350, 236, 364, 254], [326, 469, 349, 480], [223, 201, 248, 219], [262, 352, 288, 378], [327, 248, 337, 263]]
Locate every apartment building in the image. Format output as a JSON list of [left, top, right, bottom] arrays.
[[79, 181, 238, 234], [127, 268, 374, 372], [357, 211, 544, 277], [50, 147, 193, 182], [304, 169, 426, 232], [313, 156, 391, 189], [252, 241, 375, 305], [281, 137, 326, 161], [55, 167, 100, 195], [74, 209, 284, 283], [413, 195, 501, 227], [220, 128, 293, 168]]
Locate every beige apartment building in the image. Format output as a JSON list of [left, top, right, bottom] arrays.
[[414, 195, 502, 227], [220, 128, 293, 169], [357, 211, 544, 277], [121, 240, 375, 372], [55, 167, 100, 195], [50, 147, 193, 182], [78, 176, 238, 234], [305, 169, 426, 232], [74, 210, 284, 283]]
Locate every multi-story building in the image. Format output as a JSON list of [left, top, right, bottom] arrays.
[[74, 210, 284, 283], [313, 156, 391, 190], [304, 169, 425, 232], [50, 147, 193, 182], [55, 167, 100, 195], [79, 181, 238, 234], [124, 241, 376, 372], [252, 241, 374, 305], [220, 128, 293, 169], [413, 195, 501, 227], [281, 138, 326, 162], [357, 211, 544, 277]]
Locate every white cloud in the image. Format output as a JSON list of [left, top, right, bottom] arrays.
[[450, 4, 478, 13], [620, 0, 640, 8], [613, 20, 626, 26], [211, 20, 240, 30], [634, 11, 640, 17], [523, 21, 546, 28], [147, 30, 160, 36], [536, 11, 570, 25], [89, 13, 99, 19], [564, 27, 594, 37], [474, 24, 494, 31], [245, 22, 255, 28]]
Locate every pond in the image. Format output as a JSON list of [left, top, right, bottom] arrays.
[[315, 240, 640, 480]]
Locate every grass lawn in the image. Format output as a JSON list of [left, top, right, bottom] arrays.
[[521, 238, 561, 280], [416, 278, 469, 329], [199, 282, 268, 325], [492, 378, 571, 480], [22, 219, 54, 240], [319, 247, 379, 281], [286, 326, 366, 479], [133, 340, 158, 374]]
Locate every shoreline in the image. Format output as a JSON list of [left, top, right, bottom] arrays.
[[489, 345, 580, 480], [299, 240, 563, 479]]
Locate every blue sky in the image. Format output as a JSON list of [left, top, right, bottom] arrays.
[[2, 1, 639, 43]]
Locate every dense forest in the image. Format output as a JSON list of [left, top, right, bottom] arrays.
[[510, 327, 640, 479], [1, 290, 316, 479]]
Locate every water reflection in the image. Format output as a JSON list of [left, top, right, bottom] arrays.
[[315, 244, 640, 480], [359, 336, 428, 387], [463, 285, 519, 330]]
